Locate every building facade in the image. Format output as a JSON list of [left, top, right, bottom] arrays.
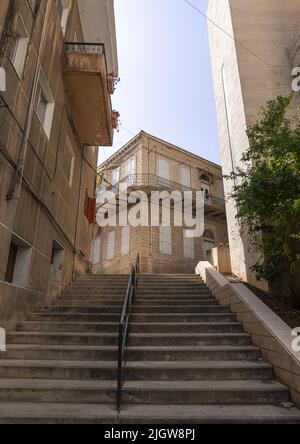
[[208, 0, 300, 289], [93, 131, 228, 274], [0, 0, 118, 329]]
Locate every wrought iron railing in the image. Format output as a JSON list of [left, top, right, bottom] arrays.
[[65, 42, 105, 55], [97, 174, 225, 209], [116, 254, 140, 410]]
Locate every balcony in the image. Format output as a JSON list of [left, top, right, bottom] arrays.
[[63, 43, 114, 146], [97, 174, 226, 220]]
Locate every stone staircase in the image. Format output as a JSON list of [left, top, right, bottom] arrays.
[[0, 274, 300, 423]]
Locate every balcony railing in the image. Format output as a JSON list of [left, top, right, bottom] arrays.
[[65, 42, 105, 56], [97, 174, 225, 210]]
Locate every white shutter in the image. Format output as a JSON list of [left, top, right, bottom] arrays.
[[183, 234, 194, 259], [158, 159, 170, 184], [92, 236, 101, 265], [121, 226, 130, 256], [112, 168, 119, 185], [181, 167, 191, 188], [159, 226, 172, 255], [107, 231, 115, 260], [126, 158, 136, 185]]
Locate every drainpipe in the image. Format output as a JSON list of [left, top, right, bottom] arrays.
[[6, 0, 50, 201]]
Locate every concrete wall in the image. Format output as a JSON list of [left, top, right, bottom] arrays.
[[197, 261, 300, 408], [207, 0, 300, 290]]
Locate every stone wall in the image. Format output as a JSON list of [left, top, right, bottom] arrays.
[[197, 261, 300, 408]]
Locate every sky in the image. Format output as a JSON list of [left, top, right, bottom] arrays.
[[99, 0, 220, 166]]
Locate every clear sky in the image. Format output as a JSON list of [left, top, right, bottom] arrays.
[[99, 0, 220, 166]]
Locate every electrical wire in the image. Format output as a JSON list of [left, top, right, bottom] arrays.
[[183, 0, 278, 74]]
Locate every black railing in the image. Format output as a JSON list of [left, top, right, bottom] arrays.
[[117, 254, 140, 411]]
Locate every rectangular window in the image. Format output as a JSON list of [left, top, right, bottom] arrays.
[[55, 0, 70, 35], [183, 234, 194, 259], [62, 136, 75, 187], [159, 226, 172, 256], [36, 89, 48, 126], [5, 236, 32, 287], [107, 231, 115, 261], [10, 15, 29, 77], [121, 226, 130, 257], [35, 71, 55, 139], [55, 0, 64, 20]]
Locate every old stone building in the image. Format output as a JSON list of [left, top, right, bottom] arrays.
[[0, 0, 118, 329], [93, 131, 228, 274], [207, 0, 300, 290]]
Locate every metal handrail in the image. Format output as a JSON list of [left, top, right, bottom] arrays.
[[116, 253, 140, 411]]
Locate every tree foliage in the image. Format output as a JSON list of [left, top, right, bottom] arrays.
[[226, 95, 300, 281]]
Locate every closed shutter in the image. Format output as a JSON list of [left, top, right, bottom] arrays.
[[107, 231, 115, 261], [121, 226, 130, 256], [92, 236, 101, 265], [183, 234, 194, 259], [159, 226, 172, 255], [158, 159, 170, 186], [181, 167, 191, 188]]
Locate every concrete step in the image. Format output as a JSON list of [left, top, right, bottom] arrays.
[[17, 321, 244, 334], [0, 379, 116, 404], [3, 345, 118, 361], [55, 300, 126, 306], [124, 361, 273, 381], [0, 360, 273, 381], [0, 379, 289, 405], [126, 346, 262, 362], [137, 290, 210, 295], [122, 380, 290, 405], [25, 313, 122, 323], [2, 345, 261, 362], [30, 306, 123, 314], [130, 313, 237, 322], [118, 404, 300, 424], [18, 321, 120, 333], [132, 305, 231, 314], [63, 290, 127, 296], [1, 402, 299, 424], [135, 299, 218, 306], [128, 333, 251, 347], [7, 332, 118, 346]]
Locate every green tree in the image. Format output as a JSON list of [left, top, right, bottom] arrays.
[[226, 95, 300, 289]]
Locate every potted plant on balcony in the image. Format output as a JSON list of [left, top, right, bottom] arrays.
[[112, 110, 120, 130], [107, 71, 120, 94]]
